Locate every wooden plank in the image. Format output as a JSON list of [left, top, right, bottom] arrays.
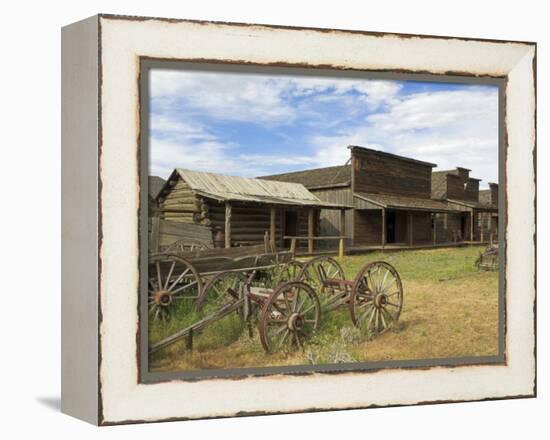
[[338, 238, 345, 258], [150, 216, 160, 253], [225, 202, 232, 248]]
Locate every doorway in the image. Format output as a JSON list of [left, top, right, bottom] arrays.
[[386, 211, 396, 244]]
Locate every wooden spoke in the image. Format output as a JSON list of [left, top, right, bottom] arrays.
[[164, 261, 176, 290], [259, 281, 320, 353], [274, 260, 304, 286], [198, 271, 247, 317], [297, 256, 346, 308], [148, 254, 202, 321], [350, 261, 403, 335]]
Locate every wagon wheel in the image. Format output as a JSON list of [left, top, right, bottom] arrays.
[[197, 271, 248, 320], [298, 256, 346, 309], [273, 260, 304, 286], [349, 261, 403, 335], [148, 254, 203, 321], [259, 281, 321, 353]]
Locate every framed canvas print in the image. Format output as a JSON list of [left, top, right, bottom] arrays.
[[61, 14, 536, 425]]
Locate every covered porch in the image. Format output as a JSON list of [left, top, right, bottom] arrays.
[[353, 192, 460, 248]]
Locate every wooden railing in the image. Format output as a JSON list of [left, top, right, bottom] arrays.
[[283, 235, 349, 258]]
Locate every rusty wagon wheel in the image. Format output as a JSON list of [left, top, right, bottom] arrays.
[[148, 254, 203, 321], [349, 261, 403, 335], [298, 256, 346, 309], [196, 271, 248, 319], [259, 281, 321, 353], [273, 260, 304, 286]]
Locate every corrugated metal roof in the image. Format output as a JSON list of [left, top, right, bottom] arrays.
[[176, 169, 351, 209], [355, 192, 459, 212]]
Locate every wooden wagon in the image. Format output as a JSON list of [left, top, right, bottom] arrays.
[[149, 254, 404, 355]]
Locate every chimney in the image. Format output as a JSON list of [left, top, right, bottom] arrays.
[[489, 182, 498, 206]]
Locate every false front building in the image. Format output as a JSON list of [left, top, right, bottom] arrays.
[[432, 169, 498, 243], [262, 146, 458, 249]]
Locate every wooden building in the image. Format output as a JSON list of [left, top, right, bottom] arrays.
[[263, 146, 458, 248], [431, 169, 498, 242], [155, 169, 349, 250]]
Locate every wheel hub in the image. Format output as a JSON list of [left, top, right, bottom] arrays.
[[374, 293, 387, 308], [154, 290, 173, 306], [288, 313, 304, 331]]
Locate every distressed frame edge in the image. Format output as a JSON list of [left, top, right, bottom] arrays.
[[91, 15, 536, 425]]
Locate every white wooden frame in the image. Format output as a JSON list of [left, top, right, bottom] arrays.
[[61, 14, 536, 425]]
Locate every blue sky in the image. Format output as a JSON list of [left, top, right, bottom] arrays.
[[148, 69, 499, 188]]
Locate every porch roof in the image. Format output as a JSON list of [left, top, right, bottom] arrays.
[[355, 192, 460, 213]]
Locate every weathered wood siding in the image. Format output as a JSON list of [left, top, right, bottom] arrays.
[[445, 174, 464, 200], [354, 209, 382, 245], [310, 187, 353, 245], [464, 179, 480, 201], [352, 149, 433, 198], [441, 172, 480, 202], [477, 212, 497, 241], [411, 212, 432, 243]]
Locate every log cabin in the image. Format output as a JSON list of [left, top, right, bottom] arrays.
[[155, 169, 350, 251], [431, 169, 498, 243], [262, 146, 459, 248]]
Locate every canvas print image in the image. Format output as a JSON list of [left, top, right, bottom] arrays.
[[144, 65, 500, 375]]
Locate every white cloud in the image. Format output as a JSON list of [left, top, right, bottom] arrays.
[[150, 70, 402, 125], [306, 88, 499, 187]]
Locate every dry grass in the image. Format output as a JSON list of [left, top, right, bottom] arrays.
[[149, 245, 499, 373]]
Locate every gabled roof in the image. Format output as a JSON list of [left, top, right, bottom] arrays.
[[173, 169, 352, 209], [260, 165, 351, 189], [355, 192, 459, 212], [148, 176, 166, 200]]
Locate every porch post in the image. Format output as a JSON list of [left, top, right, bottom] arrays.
[[432, 213, 437, 245], [381, 208, 386, 249], [408, 212, 413, 246], [225, 202, 232, 248], [308, 208, 314, 254], [339, 209, 346, 258], [269, 206, 276, 250], [470, 210, 474, 241]]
